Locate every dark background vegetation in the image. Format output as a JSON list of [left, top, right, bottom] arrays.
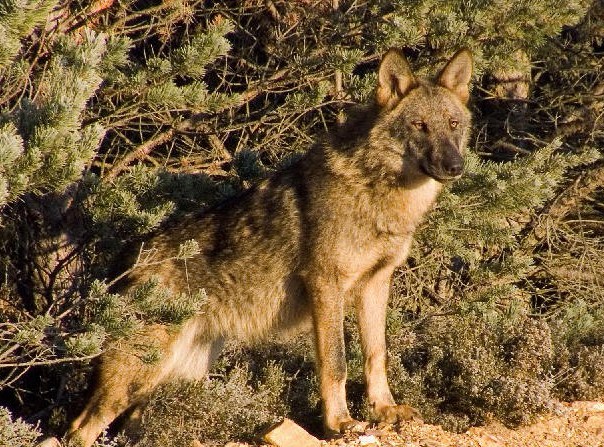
[[0, 1, 603, 446]]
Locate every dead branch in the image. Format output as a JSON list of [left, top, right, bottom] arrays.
[[520, 159, 604, 251], [103, 68, 290, 181]]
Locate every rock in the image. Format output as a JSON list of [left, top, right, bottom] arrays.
[[365, 428, 387, 437], [584, 414, 604, 434], [466, 428, 505, 447], [36, 438, 61, 447], [262, 418, 321, 447], [359, 434, 380, 445], [420, 440, 445, 447], [190, 440, 204, 447], [573, 401, 604, 412]]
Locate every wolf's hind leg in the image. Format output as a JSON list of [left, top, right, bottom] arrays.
[[66, 320, 224, 447], [66, 351, 163, 445]]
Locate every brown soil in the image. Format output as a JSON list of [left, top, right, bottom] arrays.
[[39, 401, 604, 447], [230, 401, 604, 447], [317, 401, 604, 447]]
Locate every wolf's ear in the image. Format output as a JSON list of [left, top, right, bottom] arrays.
[[376, 49, 416, 109], [437, 48, 473, 104]]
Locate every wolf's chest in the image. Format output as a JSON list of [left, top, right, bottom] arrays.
[[368, 178, 441, 237]]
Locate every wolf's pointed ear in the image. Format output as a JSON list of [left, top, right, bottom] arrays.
[[376, 49, 416, 109], [437, 48, 473, 104]]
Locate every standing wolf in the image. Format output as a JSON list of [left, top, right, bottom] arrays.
[[63, 48, 472, 446]]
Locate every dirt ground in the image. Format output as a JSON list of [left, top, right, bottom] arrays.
[[240, 401, 604, 447], [319, 401, 604, 447]]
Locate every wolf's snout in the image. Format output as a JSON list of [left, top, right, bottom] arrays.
[[442, 155, 463, 177]]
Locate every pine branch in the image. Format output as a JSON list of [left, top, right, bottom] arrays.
[[332, 0, 343, 98], [103, 127, 176, 180], [0, 353, 100, 368], [520, 158, 604, 251], [103, 67, 290, 180], [62, 0, 117, 35]]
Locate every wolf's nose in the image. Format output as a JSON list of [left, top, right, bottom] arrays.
[[443, 159, 463, 177]]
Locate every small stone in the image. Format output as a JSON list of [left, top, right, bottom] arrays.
[[262, 418, 321, 447], [585, 415, 604, 431], [572, 401, 604, 412], [359, 434, 380, 445], [420, 440, 445, 447], [365, 428, 386, 437], [589, 403, 604, 412], [36, 439, 61, 447], [190, 440, 204, 447], [467, 428, 505, 447]]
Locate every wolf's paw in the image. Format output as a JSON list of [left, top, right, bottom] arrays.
[[325, 418, 369, 437], [340, 418, 369, 433], [373, 403, 421, 424]]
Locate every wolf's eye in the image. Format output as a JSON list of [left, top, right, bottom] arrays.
[[412, 121, 427, 132], [450, 119, 459, 129]]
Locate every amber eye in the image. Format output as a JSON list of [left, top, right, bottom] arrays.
[[450, 119, 459, 129], [412, 121, 427, 132]]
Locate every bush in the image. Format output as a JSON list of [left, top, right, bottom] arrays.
[[0, 407, 41, 447], [385, 308, 556, 431], [133, 363, 287, 446], [0, 0, 603, 444]]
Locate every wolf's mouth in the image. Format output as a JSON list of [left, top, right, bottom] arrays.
[[420, 163, 463, 183]]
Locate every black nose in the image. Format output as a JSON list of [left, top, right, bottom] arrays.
[[442, 156, 463, 177]]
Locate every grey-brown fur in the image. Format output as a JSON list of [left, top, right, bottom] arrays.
[[64, 48, 473, 446]]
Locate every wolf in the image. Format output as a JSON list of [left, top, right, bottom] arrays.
[[60, 47, 472, 446]]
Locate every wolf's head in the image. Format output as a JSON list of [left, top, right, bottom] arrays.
[[365, 48, 473, 185]]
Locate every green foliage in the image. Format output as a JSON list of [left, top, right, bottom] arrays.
[[172, 16, 234, 81], [0, 0, 602, 445], [63, 324, 106, 358], [89, 258, 208, 338], [0, 0, 56, 70], [0, 123, 27, 202], [387, 306, 556, 431], [83, 167, 176, 239], [376, 0, 590, 74], [12, 31, 106, 193], [550, 298, 604, 400], [0, 407, 41, 447], [13, 314, 53, 346], [422, 139, 598, 262], [135, 364, 287, 446]]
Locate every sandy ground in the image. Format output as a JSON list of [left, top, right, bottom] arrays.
[[316, 401, 604, 447], [233, 401, 604, 447], [40, 401, 604, 447]]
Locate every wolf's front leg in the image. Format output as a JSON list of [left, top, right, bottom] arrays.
[[356, 266, 420, 424], [309, 280, 365, 436]]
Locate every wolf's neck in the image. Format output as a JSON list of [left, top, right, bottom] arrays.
[[399, 177, 442, 219], [371, 177, 442, 236]]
